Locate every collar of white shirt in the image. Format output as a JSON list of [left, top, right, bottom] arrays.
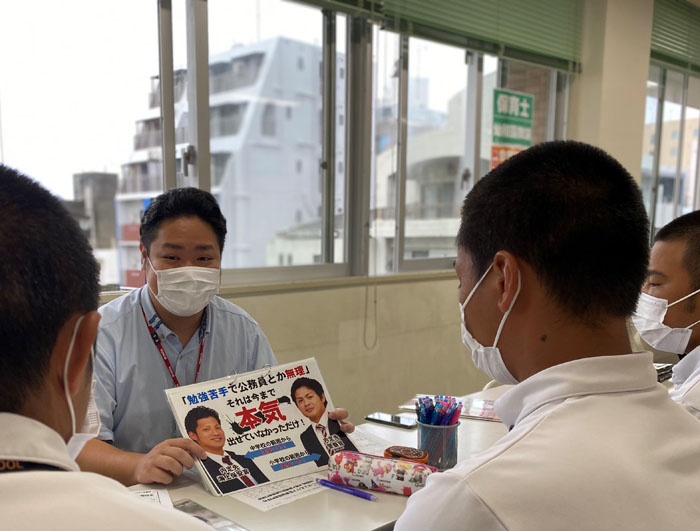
[[495, 352, 657, 429], [0, 413, 79, 472], [310, 410, 330, 434], [672, 345, 700, 387]]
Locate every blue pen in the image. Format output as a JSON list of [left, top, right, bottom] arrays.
[[316, 478, 378, 501], [436, 404, 446, 425], [430, 403, 442, 425], [425, 402, 434, 423]]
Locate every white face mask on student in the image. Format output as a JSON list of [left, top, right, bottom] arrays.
[[631, 289, 700, 354], [459, 264, 521, 385], [147, 256, 220, 317], [63, 315, 101, 460]]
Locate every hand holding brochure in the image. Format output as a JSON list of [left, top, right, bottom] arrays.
[[165, 358, 358, 496]]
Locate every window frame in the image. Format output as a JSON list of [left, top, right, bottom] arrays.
[[153, 0, 571, 286], [644, 62, 700, 239]]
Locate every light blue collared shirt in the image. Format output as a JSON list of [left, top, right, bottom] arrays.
[[94, 287, 277, 453]]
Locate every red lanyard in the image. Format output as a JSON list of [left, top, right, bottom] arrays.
[[140, 302, 205, 387]]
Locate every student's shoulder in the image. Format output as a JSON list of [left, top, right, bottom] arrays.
[[4, 471, 210, 530]]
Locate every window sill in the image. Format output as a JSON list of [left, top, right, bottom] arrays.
[[99, 270, 455, 304]]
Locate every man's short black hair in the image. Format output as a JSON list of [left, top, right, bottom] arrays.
[[140, 187, 227, 253], [0, 165, 100, 412], [457, 141, 649, 323], [290, 377, 328, 407], [185, 405, 221, 435], [654, 210, 700, 307]]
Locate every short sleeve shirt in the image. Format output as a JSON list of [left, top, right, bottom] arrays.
[[94, 287, 277, 453]]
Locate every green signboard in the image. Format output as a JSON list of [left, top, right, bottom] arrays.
[[492, 88, 534, 147]]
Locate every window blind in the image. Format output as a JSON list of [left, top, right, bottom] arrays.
[[651, 0, 700, 75], [381, 0, 582, 71], [297, 0, 382, 21]]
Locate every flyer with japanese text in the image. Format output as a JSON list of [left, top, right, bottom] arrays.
[[165, 358, 358, 496]]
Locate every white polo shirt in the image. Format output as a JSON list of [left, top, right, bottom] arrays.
[[396, 352, 700, 530], [0, 413, 211, 531], [670, 344, 700, 419]]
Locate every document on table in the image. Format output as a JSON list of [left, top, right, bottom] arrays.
[[231, 473, 325, 511], [229, 431, 394, 511], [132, 488, 174, 508]]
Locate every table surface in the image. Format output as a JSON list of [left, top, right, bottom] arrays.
[[138, 386, 510, 531]]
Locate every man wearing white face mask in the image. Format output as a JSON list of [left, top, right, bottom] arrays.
[[0, 166, 210, 530], [77, 188, 354, 486], [395, 142, 700, 530], [632, 210, 700, 418]]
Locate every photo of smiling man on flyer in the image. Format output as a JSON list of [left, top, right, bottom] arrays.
[[185, 406, 269, 494], [290, 377, 357, 467]]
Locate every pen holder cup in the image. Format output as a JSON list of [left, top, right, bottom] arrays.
[[417, 421, 459, 471]]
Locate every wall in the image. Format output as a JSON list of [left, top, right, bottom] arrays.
[[568, 0, 654, 181], [220, 273, 490, 425]]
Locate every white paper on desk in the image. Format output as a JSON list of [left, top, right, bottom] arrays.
[[231, 473, 324, 512], [351, 425, 395, 455], [132, 488, 174, 508]]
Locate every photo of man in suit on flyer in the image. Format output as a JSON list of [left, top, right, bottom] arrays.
[[291, 377, 357, 467], [185, 406, 269, 494]]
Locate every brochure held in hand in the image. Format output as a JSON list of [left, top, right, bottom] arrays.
[[165, 357, 358, 496]]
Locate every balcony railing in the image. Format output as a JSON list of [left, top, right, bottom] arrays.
[[148, 79, 186, 108], [133, 127, 187, 150], [118, 173, 161, 194], [134, 130, 161, 150], [119, 161, 162, 194], [373, 202, 460, 220], [149, 91, 160, 109], [210, 74, 236, 94]]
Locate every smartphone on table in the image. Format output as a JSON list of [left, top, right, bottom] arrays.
[[364, 412, 417, 429]]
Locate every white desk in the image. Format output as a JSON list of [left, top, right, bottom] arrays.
[[141, 387, 509, 531]]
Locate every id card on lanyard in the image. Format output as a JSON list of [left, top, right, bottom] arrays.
[[140, 302, 206, 387]]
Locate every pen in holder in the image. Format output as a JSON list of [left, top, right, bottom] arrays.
[[417, 421, 459, 471]]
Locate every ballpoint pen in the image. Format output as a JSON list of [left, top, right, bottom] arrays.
[[315, 478, 378, 501]]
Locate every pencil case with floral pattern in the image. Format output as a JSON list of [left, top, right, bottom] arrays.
[[327, 450, 437, 496]]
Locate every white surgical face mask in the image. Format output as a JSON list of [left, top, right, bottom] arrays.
[[631, 288, 700, 354], [459, 264, 521, 385], [147, 256, 220, 317], [63, 316, 101, 460]]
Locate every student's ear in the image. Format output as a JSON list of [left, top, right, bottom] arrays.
[[139, 242, 148, 271], [493, 251, 520, 314], [52, 311, 101, 396], [188, 432, 199, 443]]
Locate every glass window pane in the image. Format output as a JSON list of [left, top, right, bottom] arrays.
[[0, 1, 160, 289], [681, 76, 700, 214], [370, 28, 400, 275], [479, 55, 499, 178], [334, 14, 347, 264], [403, 38, 467, 261], [172, 1, 195, 189], [499, 60, 550, 145], [207, 0, 325, 268], [482, 58, 553, 176], [640, 65, 662, 215], [655, 69, 684, 232]]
